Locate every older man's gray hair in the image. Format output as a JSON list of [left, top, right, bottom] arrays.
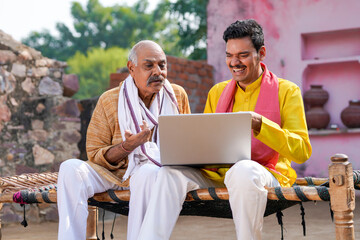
[[128, 40, 162, 66]]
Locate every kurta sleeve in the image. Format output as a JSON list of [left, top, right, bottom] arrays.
[[255, 86, 312, 164], [86, 93, 127, 170], [172, 83, 191, 114]]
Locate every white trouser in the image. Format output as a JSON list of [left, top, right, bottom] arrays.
[[136, 160, 279, 240], [57, 159, 122, 240], [127, 163, 160, 240], [225, 160, 280, 240]]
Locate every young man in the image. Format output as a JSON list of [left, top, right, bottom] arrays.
[[135, 19, 311, 240], [56, 40, 190, 240]]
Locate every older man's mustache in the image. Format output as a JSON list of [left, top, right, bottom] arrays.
[[147, 75, 165, 86]]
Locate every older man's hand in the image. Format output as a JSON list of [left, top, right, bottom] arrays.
[[122, 120, 152, 151]]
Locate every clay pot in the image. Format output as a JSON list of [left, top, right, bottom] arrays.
[[303, 85, 330, 129], [341, 100, 360, 128], [305, 106, 330, 129], [303, 85, 329, 107]]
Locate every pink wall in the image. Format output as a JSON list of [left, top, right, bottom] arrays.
[[207, 0, 360, 176]]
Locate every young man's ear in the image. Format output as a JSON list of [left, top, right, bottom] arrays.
[[258, 46, 266, 61]]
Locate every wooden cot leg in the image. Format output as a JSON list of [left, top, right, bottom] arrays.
[[329, 154, 356, 240], [86, 205, 98, 240]]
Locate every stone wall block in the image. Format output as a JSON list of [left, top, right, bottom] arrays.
[[53, 99, 80, 118], [60, 120, 81, 131], [62, 74, 79, 97], [0, 30, 22, 52], [6, 153, 14, 161], [27, 47, 42, 60], [10, 97, 18, 107], [36, 103, 46, 113], [32, 144, 55, 165], [42, 206, 59, 221], [15, 164, 39, 175], [0, 67, 16, 94], [21, 77, 35, 94], [0, 95, 11, 125], [29, 129, 49, 142], [31, 67, 49, 78], [19, 49, 33, 61], [11, 63, 26, 78], [52, 60, 67, 68], [39, 76, 63, 96], [0, 50, 17, 64], [1, 208, 21, 223], [61, 130, 81, 144], [31, 119, 44, 129], [35, 59, 47, 67], [51, 122, 66, 130], [53, 71, 62, 79]]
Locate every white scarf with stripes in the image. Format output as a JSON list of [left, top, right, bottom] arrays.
[[118, 75, 179, 180]]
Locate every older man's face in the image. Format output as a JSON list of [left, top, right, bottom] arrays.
[[128, 44, 167, 100]]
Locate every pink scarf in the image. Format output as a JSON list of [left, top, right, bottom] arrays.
[[215, 63, 281, 171]]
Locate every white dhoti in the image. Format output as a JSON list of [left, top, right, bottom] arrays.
[[57, 159, 123, 240], [135, 160, 279, 240]]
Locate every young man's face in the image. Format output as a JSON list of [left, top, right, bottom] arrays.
[[225, 37, 265, 86], [128, 43, 167, 99]]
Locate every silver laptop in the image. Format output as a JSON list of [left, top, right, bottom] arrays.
[[158, 112, 252, 166]]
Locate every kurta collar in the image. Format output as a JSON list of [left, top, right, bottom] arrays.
[[236, 74, 263, 92]]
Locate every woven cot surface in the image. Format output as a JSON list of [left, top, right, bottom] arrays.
[[0, 172, 58, 193]]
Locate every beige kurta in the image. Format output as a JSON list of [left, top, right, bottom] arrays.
[[85, 82, 191, 185]]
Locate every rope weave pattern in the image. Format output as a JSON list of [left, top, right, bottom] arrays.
[[2, 171, 360, 204]]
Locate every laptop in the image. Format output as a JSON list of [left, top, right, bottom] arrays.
[[158, 112, 252, 166]]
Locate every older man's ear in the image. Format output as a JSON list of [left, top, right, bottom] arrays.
[[127, 61, 134, 74]]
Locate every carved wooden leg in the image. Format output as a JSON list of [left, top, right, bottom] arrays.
[[86, 205, 98, 240], [329, 154, 355, 240]]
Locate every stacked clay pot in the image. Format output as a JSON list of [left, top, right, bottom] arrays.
[[303, 85, 330, 129]]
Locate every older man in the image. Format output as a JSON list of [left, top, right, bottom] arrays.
[[135, 20, 312, 240], [56, 40, 190, 240]]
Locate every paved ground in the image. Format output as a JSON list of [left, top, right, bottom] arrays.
[[2, 199, 360, 239]]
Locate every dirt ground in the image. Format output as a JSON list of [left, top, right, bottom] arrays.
[[2, 199, 360, 240]]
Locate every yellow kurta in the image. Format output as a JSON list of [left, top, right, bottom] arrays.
[[204, 76, 312, 187], [86, 82, 191, 182]]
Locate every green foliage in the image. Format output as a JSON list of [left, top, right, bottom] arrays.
[[22, 0, 207, 61], [169, 0, 208, 60], [23, 0, 179, 61], [67, 47, 128, 99]]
